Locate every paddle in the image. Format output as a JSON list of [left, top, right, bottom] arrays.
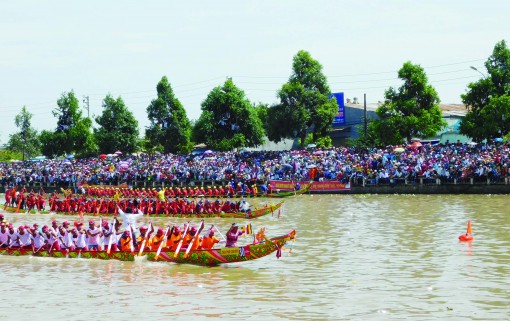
[[33, 243, 45, 254], [0, 239, 8, 248], [106, 217, 116, 255], [127, 224, 135, 253], [96, 198, 104, 215], [155, 226, 171, 261], [47, 237, 56, 255], [212, 225, 227, 243], [184, 220, 205, 258], [98, 217, 103, 250], [173, 222, 190, 258], [138, 222, 153, 256], [15, 196, 23, 214]]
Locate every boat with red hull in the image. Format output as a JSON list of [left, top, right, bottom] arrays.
[[3, 201, 284, 219], [0, 230, 296, 266]]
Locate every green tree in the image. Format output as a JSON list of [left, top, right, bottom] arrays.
[[193, 79, 265, 151], [39, 130, 62, 158], [367, 61, 446, 145], [460, 40, 510, 142], [95, 95, 139, 154], [0, 150, 23, 162], [267, 50, 337, 147], [39, 91, 96, 158], [145, 76, 193, 154], [7, 106, 40, 160]]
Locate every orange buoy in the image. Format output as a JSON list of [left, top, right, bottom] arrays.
[[458, 220, 473, 241]]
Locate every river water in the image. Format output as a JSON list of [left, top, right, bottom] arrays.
[[0, 194, 509, 321]]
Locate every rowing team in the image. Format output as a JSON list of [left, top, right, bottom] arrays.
[[0, 217, 261, 253]]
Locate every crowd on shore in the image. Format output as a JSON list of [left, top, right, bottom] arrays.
[[1, 141, 510, 189]]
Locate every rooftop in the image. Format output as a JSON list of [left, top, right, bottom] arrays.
[[344, 103, 467, 117]]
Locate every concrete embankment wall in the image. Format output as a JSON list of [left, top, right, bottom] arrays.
[[338, 184, 510, 194]]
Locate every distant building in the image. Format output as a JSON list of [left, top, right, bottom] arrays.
[[329, 93, 378, 146], [328, 96, 470, 146], [429, 104, 471, 144]]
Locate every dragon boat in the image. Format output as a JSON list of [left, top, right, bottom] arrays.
[[3, 201, 284, 219], [0, 230, 296, 266], [266, 181, 313, 198]]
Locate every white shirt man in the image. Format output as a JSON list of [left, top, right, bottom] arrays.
[[0, 224, 9, 247], [58, 227, 73, 249], [118, 207, 143, 231], [31, 229, 45, 249], [7, 227, 19, 247], [102, 220, 116, 249], [72, 228, 87, 249], [86, 220, 102, 251], [17, 228, 32, 248], [240, 199, 250, 212]]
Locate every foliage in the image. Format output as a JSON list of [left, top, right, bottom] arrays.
[[253, 103, 269, 133], [0, 150, 23, 162], [141, 137, 164, 155], [348, 123, 384, 147], [193, 79, 265, 151], [7, 106, 40, 160], [39, 130, 62, 158], [367, 61, 446, 145], [39, 91, 96, 158], [267, 50, 338, 147], [304, 133, 332, 148], [460, 40, 510, 141], [145, 76, 193, 154], [315, 136, 332, 149], [95, 95, 139, 154]]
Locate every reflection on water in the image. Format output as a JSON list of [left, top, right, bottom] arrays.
[[1, 194, 510, 320]]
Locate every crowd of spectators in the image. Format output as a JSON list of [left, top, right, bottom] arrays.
[[1, 140, 510, 189]]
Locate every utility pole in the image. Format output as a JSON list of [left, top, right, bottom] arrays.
[[364, 93, 367, 137], [83, 95, 90, 118]]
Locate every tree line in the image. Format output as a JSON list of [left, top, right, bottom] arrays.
[[5, 40, 510, 160]]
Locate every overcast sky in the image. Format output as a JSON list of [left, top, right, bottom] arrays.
[[1, 1, 509, 144]]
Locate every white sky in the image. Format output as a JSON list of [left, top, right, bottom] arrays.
[[1, 1, 509, 144]]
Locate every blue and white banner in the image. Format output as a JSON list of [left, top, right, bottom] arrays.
[[330, 92, 345, 125]]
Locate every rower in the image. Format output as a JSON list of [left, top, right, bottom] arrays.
[[86, 220, 102, 251], [71, 224, 88, 251], [16, 226, 32, 249], [200, 229, 219, 250], [7, 224, 18, 248], [225, 223, 244, 248], [136, 225, 153, 252], [42, 225, 60, 251], [149, 228, 166, 251], [58, 225, 74, 251], [30, 227, 45, 251], [167, 226, 182, 251], [186, 226, 201, 251], [0, 223, 9, 248]]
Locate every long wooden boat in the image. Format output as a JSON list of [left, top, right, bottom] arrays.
[[266, 181, 313, 198], [146, 230, 296, 266], [3, 201, 284, 219], [0, 230, 296, 266]]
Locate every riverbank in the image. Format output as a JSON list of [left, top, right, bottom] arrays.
[[3, 177, 510, 195]]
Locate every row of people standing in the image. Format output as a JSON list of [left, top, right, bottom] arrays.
[[46, 197, 251, 215]]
